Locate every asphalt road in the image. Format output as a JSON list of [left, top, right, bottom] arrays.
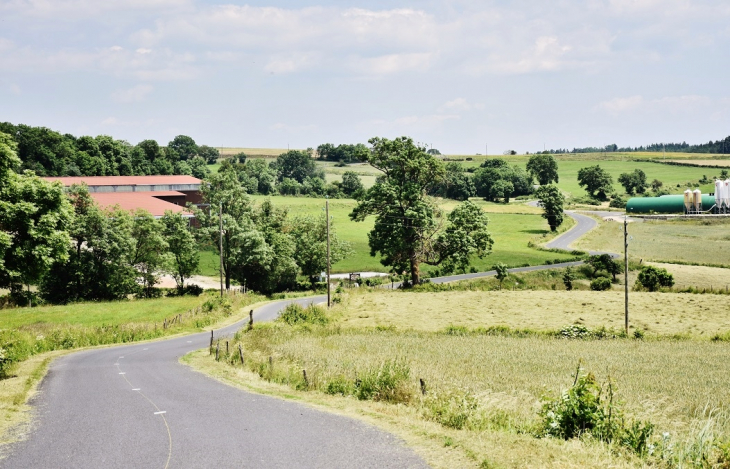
[[1, 296, 427, 469]]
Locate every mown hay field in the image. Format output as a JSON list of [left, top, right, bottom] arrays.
[[337, 289, 730, 337], [576, 217, 730, 266]]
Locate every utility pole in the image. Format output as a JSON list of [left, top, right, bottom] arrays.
[[326, 198, 331, 308], [219, 201, 224, 298], [624, 215, 629, 335]]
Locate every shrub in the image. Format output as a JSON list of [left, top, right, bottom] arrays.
[[590, 277, 612, 291], [635, 266, 674, 292], [278, 303, 329, 326], [539, 365, 654, 454], [423, 390, 480, 430], [355, 359, 412, 403], [563, 266, 575, 291], [609, 196, 626, 209]]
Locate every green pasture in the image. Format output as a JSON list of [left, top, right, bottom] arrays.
[[577, 217, 730, 267], [0, 296, 205, 329], [247, 195, 576, 274]]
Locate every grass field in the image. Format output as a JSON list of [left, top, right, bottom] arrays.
[[217, 147, 290, 158], [246, 195, 576, 274], [576, 217, 730, 266], [669, 160, 730, 167], [0, 296, 205, 329], [337, 288, 730, 337], [191, 286, 730, 468]]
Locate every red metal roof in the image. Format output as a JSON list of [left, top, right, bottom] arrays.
[[91, 192, 192, 218], [43, 175, 202, 186]]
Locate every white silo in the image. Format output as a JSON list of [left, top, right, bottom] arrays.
[[716, 180, 723, 210], [724, 179, 730, 211], [693, 189, 702, 212], [684, 189, 693, 213]]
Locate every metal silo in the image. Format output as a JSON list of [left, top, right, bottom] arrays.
[[716, 180, 723, 211], [693, 189, 702, 213], [684, 189, 693, 213], [724, 179, 730, 211]]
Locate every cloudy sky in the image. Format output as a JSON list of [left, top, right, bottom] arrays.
[[1, 0, 729, 154]]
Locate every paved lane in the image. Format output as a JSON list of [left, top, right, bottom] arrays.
[[1, 296, 427, 469]]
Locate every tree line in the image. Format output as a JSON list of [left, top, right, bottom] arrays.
[[0, 131, 351, 306], [539, 134, 730, 155], [0, 122, 216, 178]]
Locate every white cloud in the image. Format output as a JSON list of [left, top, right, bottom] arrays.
[[264, 52, 320, 74], [597, 94, 725, 115], [111, 84, 153, 103], [597, 95, 645, 113], [439, 98, 484, 112], [348, 53, 433, 76]]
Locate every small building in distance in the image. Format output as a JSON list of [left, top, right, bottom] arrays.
[[42, 175, 203, 218]]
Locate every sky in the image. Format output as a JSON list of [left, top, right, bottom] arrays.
[[1, 0, 729, 155]]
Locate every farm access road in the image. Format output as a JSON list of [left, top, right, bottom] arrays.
[[0, 296, 427, 469]]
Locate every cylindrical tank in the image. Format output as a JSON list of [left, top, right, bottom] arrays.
[[724, 179, 730, 209], [684, 189, 692, 212], [626, 194, 717, 213], [693, 189, 702, 212], [716, 180, 723, 207]]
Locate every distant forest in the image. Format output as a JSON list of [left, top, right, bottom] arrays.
[[541, 135, 730, 155], [0, 122, 218, 178]]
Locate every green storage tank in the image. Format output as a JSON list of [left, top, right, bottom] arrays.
[[626, 194, 716, 213]]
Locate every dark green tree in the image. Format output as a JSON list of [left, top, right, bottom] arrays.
[[535, 184, 565, 231], [618, 169, 648, 195], [168, 135, 198, 161], [351, 137, 492, 284], [161, 211, 199, 291], [526, 153, 559, 185], [341, 171, 364, 197], [0, 133, 73, 300], [636, 266, 674, 291], [189, 156, 210, 180], [563, 266, 575, 290], [494, 263, 508, 289], [272, 150, 320, 183], [289, 213, 352, 285], [577, 165, 614, 199], [198, 145, 219, 164]]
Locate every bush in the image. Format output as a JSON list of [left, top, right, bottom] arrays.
[[355, 359, 412, 403], [590, 277, 612, 291], [635, 266, 674, 292], [539, 365, 654, 455], [609, 196, 626, 209], [278, 303, 329, 326]]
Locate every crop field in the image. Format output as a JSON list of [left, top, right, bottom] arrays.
[[192, 286, 730, 468], [247, 195, 576, 274], [337, 289, 730, 337], [576, 217, 730, 266], [648, 262, 730, 290], [669, 160, 730, 167], [217, 147, 290, 158]]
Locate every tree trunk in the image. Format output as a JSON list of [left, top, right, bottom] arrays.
[[410, 257, 420, 286]]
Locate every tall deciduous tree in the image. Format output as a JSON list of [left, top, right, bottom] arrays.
[[168, 135, 198, 161], [618, 169, 648, 195], [290, 213, 352, 285], [272, 150, 320, 183], [0, 132, 73, 298], [194, 168, 254, 290], [129, 210, 168, 296], [526, 153, 559, 185], [577, 165, 613, 199], [351, 137, 492, 284], [161, 211, 199, 291], [535, 184, 565, 231]]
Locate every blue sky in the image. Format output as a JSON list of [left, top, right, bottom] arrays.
[[1, 0, 729, 154]]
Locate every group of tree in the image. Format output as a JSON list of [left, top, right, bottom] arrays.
[[192, 167, 351, 293], [0, 122, 216, 179], [0, 130, 200, 305], [538, 134, 730, 155], [473, 158, 533, 203], [316, 143, 369, 163], [215, 150, 367, 199]]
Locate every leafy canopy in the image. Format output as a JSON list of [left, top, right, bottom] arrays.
[[351, 136, 492, 284]]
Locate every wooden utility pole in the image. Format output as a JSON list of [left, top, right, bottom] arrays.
[[326, 197, 331, 308], [624, 215, 629, 335], [219, 201, 224, 298]]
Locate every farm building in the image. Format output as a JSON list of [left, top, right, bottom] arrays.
[[42, 175, 202, 218]]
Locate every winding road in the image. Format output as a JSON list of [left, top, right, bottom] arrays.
[[1, 208, 614, 468], [1, 296, 427, 469]]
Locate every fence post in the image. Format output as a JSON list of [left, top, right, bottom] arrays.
[[226, 341, 229, 355], [248, 310, 254, 330], [215, 341, 219, 361], [419, 378, 427, 395], [302, 369, 309, 388], [238, 344, 244, 366], [209, 330, 214, 355]]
